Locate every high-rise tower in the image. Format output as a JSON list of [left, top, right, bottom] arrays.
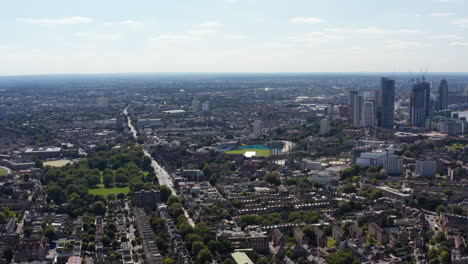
[[438, 79, 448, 110], [410, 81, 428, 126], [378, 78, 395, 129]]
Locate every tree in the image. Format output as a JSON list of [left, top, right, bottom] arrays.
[[196, 248, 213, 264], [44, 226, 58, 241], [169, 203, 184, 218], [117, 193, 126, 200], [103, 174, 114, 188], [440, 250, 450, 264], [191, 241, 205, 256], [327, 249, 361, 264], [160, 185, 172, 203], [436, 205, 447, 215], [3, 247, 14, 263], [163, 258, 175, 264], [167, 195, 180, 206], [264, 172, 281, 186], [93, 201, 106, 215], [256, 257, 269, 264], [342, 183, 356, 194]]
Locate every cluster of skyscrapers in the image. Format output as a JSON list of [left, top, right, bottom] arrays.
[[348, 77, 395, 130], [409, 78, 449, 127], [348, 77, 450, 129]]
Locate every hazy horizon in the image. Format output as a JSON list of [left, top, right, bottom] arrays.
[[1, 0, 468, 75]]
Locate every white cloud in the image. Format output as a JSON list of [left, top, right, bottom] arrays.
[[199, 21, 222, 27], [289, 17, 325, 24], [224, 34, 247, 40], [451, 18, 468, 28], [325, 27, 421, 35], [16, 16, 94, 25], [105, 20, 145, 28], [188, 29, 217, 36], [429, 34, 463, 40], [0, 44, 13, 49], [450, 41, 468, 46], [385, 40, 422, 49], [287, 32, 343, 46], [73, 32, 121, 40], [151, 35, 198, 41], [431, 12, 456, 16]]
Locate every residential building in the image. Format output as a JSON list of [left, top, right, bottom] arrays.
[[320, 118, 330, 135], [383, 157, 403, 176], [416, 160, 437, 177]]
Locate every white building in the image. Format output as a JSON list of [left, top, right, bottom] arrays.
[[192, 99, 200, 113], [309, 171, 331, 186], [202, 101, 210, 113], [320, 118, 330, 135], [383, 157, 403, 176], [356, 145, 394, 167], [416, 160, 437, 177]]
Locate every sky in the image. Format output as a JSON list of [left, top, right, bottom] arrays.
[[1, 0, 468, 75]]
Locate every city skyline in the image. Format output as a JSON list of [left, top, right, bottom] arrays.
[[1, 0, 468, 76]]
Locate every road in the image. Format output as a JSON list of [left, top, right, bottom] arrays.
[[123, 106, 194, 226]]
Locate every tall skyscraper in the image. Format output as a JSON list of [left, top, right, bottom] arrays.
[[378, 78, 395, 129], [438, 79, 448, 110], [410, 82, 427, 126], [349, 91, 358, 123], [422, 80, 431, 116], [362, 101, 375, 127], [353, 95, 363, 127]]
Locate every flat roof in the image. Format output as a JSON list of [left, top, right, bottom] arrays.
[[231, 252, 254, 264]]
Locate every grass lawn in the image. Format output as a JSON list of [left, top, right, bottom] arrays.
[[88, 185, 129, 198], [327, 237, 337, 248], [446, 143, 468, 151], [0, 168, 8, 176], [88, 174, 129, 198], [226, 148, 271, 157]]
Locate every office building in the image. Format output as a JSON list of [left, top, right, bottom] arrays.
[[378, 78, 395, 129], [353, 95, 363, 127], [439, 79, 448, 110], [320, 118, 330, 135]]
